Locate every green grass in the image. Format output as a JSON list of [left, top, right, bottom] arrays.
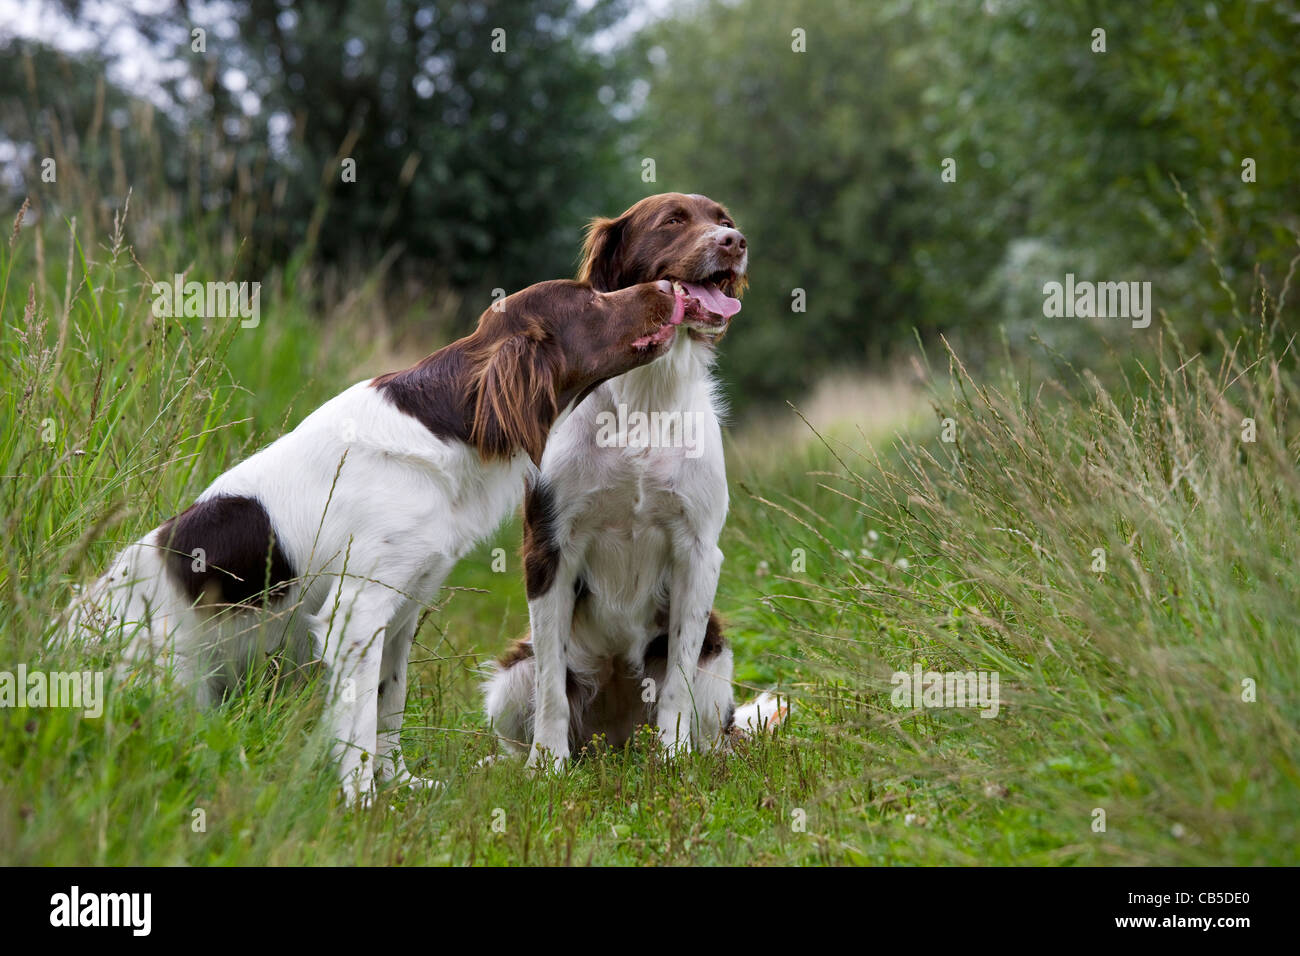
[[2, 199, 1297, 865]]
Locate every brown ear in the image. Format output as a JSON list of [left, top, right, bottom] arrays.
[[577, 215, 626, 292], [471, 333, 561, 466]]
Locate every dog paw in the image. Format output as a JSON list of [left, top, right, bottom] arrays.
[[342, 786, 375, 810], [525, 744, 569, 775], [663, 740, 693, 759], [376, 763, 446, 794], [654, 716, 695, 758]]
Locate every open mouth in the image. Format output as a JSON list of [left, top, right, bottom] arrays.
[[631, 274, 741, 350], [669, 274, 741, 331]]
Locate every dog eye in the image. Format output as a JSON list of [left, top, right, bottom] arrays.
[[663, 216, 683, 226], [720, 220, 734, 228]]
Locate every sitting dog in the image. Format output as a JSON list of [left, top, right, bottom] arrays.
[[66, 278, 712, 799], [483, 193, 786, 767]]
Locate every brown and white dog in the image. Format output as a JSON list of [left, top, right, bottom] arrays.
[[66, 278, 715, 800], [483, 193, 786, 767]]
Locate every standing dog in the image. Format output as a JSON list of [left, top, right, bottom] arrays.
[[67, 278, 709, 799], [484, 193, 782, 767]]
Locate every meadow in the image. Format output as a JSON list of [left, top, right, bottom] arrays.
[[1, 198, 1297, 866]]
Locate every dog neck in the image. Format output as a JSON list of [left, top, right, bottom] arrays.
[[606, 333, 717, 413]]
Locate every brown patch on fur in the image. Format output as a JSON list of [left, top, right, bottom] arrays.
[[497, 635, 534, 667], [521, 479, 560, 598], [494, 615, 734, 750], [701, 610, 725, 658], [643, 609, 726, 662], [498, 612, 726, 674], [370, 348, 476, 447], [156, 494, 295, 608]]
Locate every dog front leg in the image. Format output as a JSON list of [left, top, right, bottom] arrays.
[[374, 606, 437, 789], [656, 541, 724, 756], [526, 559, 577, 772], [317, 580, 402, 804]]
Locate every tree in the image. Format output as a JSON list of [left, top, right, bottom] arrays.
[[638, 0, 940, 407], [224, 0, 637, 301]]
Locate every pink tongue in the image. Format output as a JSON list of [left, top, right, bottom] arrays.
[[681, 282, 741, 319], [670, 290, 686, 325]]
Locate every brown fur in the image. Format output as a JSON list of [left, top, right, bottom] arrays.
[[467, 325, 560, 466], [498, 635, 535, 668], [521, 478, 560, 599]]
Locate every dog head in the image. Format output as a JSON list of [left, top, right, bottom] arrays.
[[577, 192, 746, 342]]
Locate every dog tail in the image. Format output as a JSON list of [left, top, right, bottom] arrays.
[[481, 643, 537, 754], [732, 691, 791, 735]]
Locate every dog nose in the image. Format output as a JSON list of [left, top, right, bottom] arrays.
[[716, 228, 746, 253]]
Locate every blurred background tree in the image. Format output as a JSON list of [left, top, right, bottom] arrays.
[[637, 0, 941, 403], [223, 0, 636, 297], [0, 36, 188, 228], [2, 0, 1297, 412], [912, 0, 1300, 358], [2, 0, 637, 309]]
